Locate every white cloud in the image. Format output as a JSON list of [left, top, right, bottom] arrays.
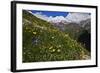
[[33, 12, 49, 21], [30, 11, 90, 23], [48, 16, 67, 23], [32, 12, 67, 23], [66, 13, 90, 23]]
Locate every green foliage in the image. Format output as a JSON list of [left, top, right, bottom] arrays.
[[22, 10, 90, 62], [64, 23, 83, 40]]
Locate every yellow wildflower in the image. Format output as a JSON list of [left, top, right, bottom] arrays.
[[80, 50, 85, 59], [33, 31, 37, 35], [58, 45, 61, 47], [65, 34, 68, 37], [52, 49, 56, 52], [51, 36, 54, 39], [57, 49, 61, 52], [49, 46, 53, 49]]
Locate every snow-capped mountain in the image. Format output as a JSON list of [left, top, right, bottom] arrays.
[[29, 10, 91, 24], [28, 10, 91, 33]]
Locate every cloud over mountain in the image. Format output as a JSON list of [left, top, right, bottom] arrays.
[[29, 11, 90, 23], [66, 13, 90, 23]]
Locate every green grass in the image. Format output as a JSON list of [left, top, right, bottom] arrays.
[[22, 10, 90, 62]]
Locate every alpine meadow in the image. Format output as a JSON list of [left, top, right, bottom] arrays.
[[22, 10, 91, 63]]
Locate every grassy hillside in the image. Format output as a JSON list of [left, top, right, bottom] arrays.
[[51, 19, 91, 52], [64, 23, 83, 40], [22, 10, 90, 62]]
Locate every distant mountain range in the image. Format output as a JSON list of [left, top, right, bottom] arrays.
[[49, 18, 91, 40], [28, 10, 91, 33], [28, 11, 91, 23]]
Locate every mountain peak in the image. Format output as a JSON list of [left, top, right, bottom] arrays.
[[29, 10, 90, 24]]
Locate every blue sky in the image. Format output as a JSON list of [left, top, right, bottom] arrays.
[[27, 10, 91, 23], [29, 10, 69, 17]]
